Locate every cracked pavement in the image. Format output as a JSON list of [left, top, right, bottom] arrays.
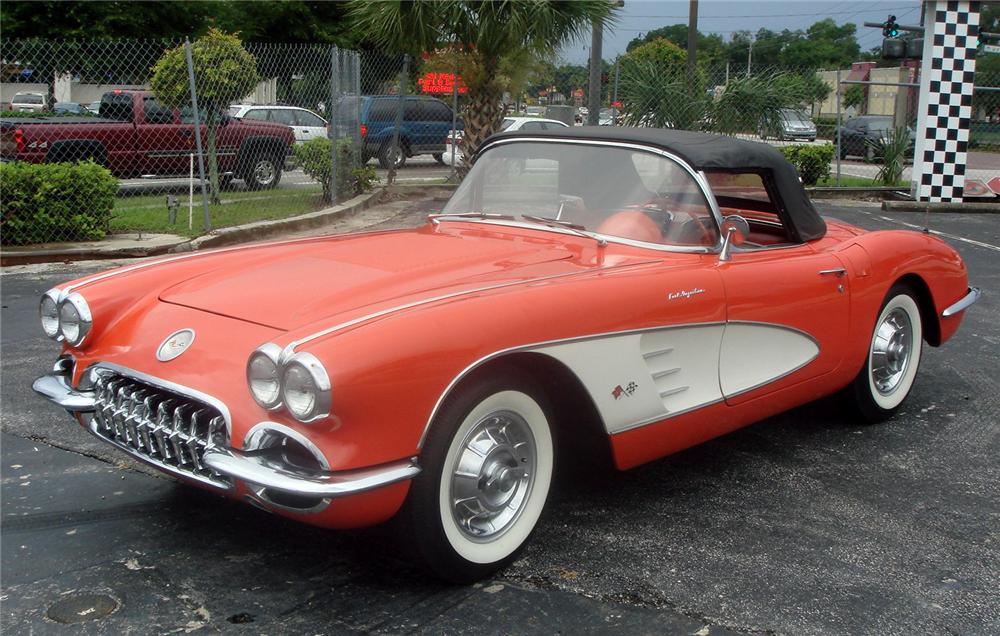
[[2, 195, 998, 634]]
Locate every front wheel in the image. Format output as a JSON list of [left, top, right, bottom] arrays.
[[243, 153, 283, 190], [432, 152, 446, 165], [847, 285, 923, 423], [401, 374, 554, 583]]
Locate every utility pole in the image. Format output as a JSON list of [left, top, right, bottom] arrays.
[[587, 21, 603, 125], [686, 0, 698, 96]]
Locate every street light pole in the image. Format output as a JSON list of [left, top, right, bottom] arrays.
[[686, 0, 698, 96], [587, 21, 603, 126]]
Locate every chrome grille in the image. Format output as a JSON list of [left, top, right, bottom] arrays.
[[92, 371, 232, 489]]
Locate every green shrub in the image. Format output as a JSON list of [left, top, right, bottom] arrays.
[[293, 137, 379, 203], [0, 110, 96, 119], [1, 160, 117, 245], [778, 144, 834, 186]]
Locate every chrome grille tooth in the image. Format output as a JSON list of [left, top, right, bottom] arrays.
[[125, 388, 145, 449], [90, 370, 229, 487], [206, 416, 225, 448], [138, 396, 157, 452], [169, 404, 191, 465], [113, 385, 129, 442]]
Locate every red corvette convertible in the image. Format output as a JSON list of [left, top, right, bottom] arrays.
[[34, 128, 979, 582]]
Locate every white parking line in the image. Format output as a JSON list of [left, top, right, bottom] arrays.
[[859, 210, 1000, 252]]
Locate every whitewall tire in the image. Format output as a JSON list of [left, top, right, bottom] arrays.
[[849, 285, 923, 422], [402, 373, 554, 583]]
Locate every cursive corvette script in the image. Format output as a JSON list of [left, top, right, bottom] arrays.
[[668, 288, 706, 300]]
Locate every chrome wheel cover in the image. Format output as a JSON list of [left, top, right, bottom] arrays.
[[449, 410, 536, 541], [871, 306, 913, 395], [253, 158, 276, 186]]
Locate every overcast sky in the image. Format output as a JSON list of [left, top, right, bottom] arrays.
[[559, 0, 925, 64]]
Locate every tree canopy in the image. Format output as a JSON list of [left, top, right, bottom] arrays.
[[0, 1, 355, 45]]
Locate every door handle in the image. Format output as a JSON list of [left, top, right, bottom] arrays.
[[819, 268, 847, 277]]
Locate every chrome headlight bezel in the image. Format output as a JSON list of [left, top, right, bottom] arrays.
[[246, 343, 283, 410], [39, 288, 63, 340], [57, 292, 92, 346], [280, 352, 331, 424]]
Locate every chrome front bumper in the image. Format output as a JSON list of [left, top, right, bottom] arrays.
[[942, 286, 981, 317], [32, 366, 420, 500]]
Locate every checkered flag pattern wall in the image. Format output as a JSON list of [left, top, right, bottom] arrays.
[[916, 0, 981, 202]]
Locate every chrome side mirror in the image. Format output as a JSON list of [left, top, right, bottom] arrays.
[[719, 215, 749, 262]]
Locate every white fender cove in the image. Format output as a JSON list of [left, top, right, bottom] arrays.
[[528, 322, 820, 434], [718, 322, 819, 399]]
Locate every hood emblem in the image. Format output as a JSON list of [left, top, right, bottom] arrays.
[[157, 329, 196, 362]]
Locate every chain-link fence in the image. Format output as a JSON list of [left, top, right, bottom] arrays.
[[4, 37, 999, 246], [0, 39, 425, 245], [591, 58, 999, 192]]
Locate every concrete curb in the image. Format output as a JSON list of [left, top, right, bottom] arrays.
[[1, 234, 186, 267], [169, 190, 382, 253], [1, 191, 383, 266], [807, 186, 905, 200], [881, 199, 1000, 213]]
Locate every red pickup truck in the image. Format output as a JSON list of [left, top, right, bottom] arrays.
[[0, 90, 295, 189]]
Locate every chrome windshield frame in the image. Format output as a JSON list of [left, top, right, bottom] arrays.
[[442, 137, 726, 255]]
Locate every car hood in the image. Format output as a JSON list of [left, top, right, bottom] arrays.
[[159, 228, 587, 331]]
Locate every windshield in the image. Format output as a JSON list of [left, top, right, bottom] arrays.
[[867, 118, 894, 133], [16, 94, 43, 104], [781, 110, 810, 124], [441, 141, 719, 248]]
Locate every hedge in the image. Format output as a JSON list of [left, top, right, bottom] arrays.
[[778, 144, 834, 186], [1, 160, 117, 245]]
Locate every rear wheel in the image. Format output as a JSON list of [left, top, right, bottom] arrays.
[[378, 142, 406, 169], [847, 285, 923, 423], [432, 152, 446, 165], [401, 373, 554, 583]]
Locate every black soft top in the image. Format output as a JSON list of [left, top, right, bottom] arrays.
[[485, 126, 826, 242]]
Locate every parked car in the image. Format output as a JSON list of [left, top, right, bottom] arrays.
[[229, 104, 327, 144], [9, 92, 48, 113], [598, 107, 620, 126], [337, 95, 461, 169], [52, 101, 92, 116], [836, 115, 915, 161], [0, 90, 295, 188], [443, 117, 568, 162], [759, 108, 817, 142], [525, 105, 545, 117], [33, 128, 978, 583]]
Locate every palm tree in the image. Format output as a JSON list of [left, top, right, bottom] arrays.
[[347, 0, 618, 169]]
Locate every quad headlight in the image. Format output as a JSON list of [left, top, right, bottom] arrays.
[[247, 343, 282, 409], [39, 289, 92, 346], [39, 289, 61, 339], [247, 346, 331, 423], [281, 353, 331, 423]]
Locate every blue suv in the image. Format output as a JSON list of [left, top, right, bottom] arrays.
[[340, 95, 461, 169]]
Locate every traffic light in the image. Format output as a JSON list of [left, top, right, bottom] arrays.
[[883, 15, 899, 38]]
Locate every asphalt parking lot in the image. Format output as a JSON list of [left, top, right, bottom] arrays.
[[2, 199, 998, 634]]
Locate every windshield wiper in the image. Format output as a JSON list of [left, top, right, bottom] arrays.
[[428, 212, 517, 224], [521, 215, 607, 246]]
